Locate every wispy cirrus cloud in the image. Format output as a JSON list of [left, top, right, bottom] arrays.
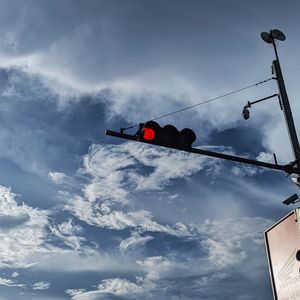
[[0, 184, 105, 274], [49, 219, 86, 251], [119, 232, 154, 251], [65, 140, 278, 234], [65, 142, 219, 234], [61, 140, 274, 298], [65, 216, 272, 299], [195, 217, 273, 268], [48, 172, 66, 184], [67, 278, 144, 300]]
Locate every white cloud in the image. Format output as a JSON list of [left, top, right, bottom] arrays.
[[66, 142, 220, 234], [65, 257, 167, 300], [231, 165, 259, 177], [80, 143, 136, 204], [195, 217, 273, 268], [30, 249, 139, 274], [0, 185, 49, 268], [119, 233, 154, 251], [67, 278, 144, 300], [137, 256, 173, 279], [48, 171, 66, 184], [64, 216, 273, 299], [66, 198, 192, 236], [0, 186, 97, 273], [0, 277, 25, 288], [32, 281, 51, 290], [126, 144, 207, 191], [261, 119, 294, 163], [49, 219, 86, 251], [11, 272, 19, 278], [65, 141, 277, 239], [256, 151, 274, 163], [134, 217, 273, 280]]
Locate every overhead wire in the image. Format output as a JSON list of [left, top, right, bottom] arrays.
[[122, 77, 274, 131]]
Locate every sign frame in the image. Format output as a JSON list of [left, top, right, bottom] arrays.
[[265, 210, 300, 300]]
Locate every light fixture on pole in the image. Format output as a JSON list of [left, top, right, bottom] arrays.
[[241, 94, 280, 120]]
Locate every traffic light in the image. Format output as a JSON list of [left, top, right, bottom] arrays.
[[138, 121, 196, 149]]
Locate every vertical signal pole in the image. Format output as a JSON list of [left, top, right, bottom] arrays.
[[273, 57, 300, 165], [262, 30, 300, 167]]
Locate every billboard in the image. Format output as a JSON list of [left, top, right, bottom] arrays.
[[265, 209, 300, 300]]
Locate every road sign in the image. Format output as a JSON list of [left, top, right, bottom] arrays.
[[265, 209, 300, 299]]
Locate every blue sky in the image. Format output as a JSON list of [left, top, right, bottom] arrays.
[[0, 0, 300, 299]]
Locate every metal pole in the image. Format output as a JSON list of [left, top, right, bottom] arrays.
[[271, 35, 300, 166]]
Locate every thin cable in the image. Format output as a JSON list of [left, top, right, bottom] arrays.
[[122, 78, 273, 131]]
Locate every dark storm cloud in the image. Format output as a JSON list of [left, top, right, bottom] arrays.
[[0, 67, 109, 174], [0, 66, 117, 210]]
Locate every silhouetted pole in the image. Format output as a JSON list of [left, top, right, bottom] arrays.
[[273, 59, 300, 165], [265, 30, 300, 166]]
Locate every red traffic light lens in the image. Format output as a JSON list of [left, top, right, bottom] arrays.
[[143, 127, 155, 140]]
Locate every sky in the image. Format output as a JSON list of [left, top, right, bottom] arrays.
[[0, 0, 300, 299]]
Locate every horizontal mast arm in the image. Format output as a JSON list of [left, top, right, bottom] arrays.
[[105, 130, 300, 175]]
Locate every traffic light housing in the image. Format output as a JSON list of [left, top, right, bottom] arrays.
[[139, 121, 196, 149]]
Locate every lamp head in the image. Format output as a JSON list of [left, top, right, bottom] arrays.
[[261, 29, 286, 44], [271, 29, 286, 41], [261, 32, 272, 44]]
